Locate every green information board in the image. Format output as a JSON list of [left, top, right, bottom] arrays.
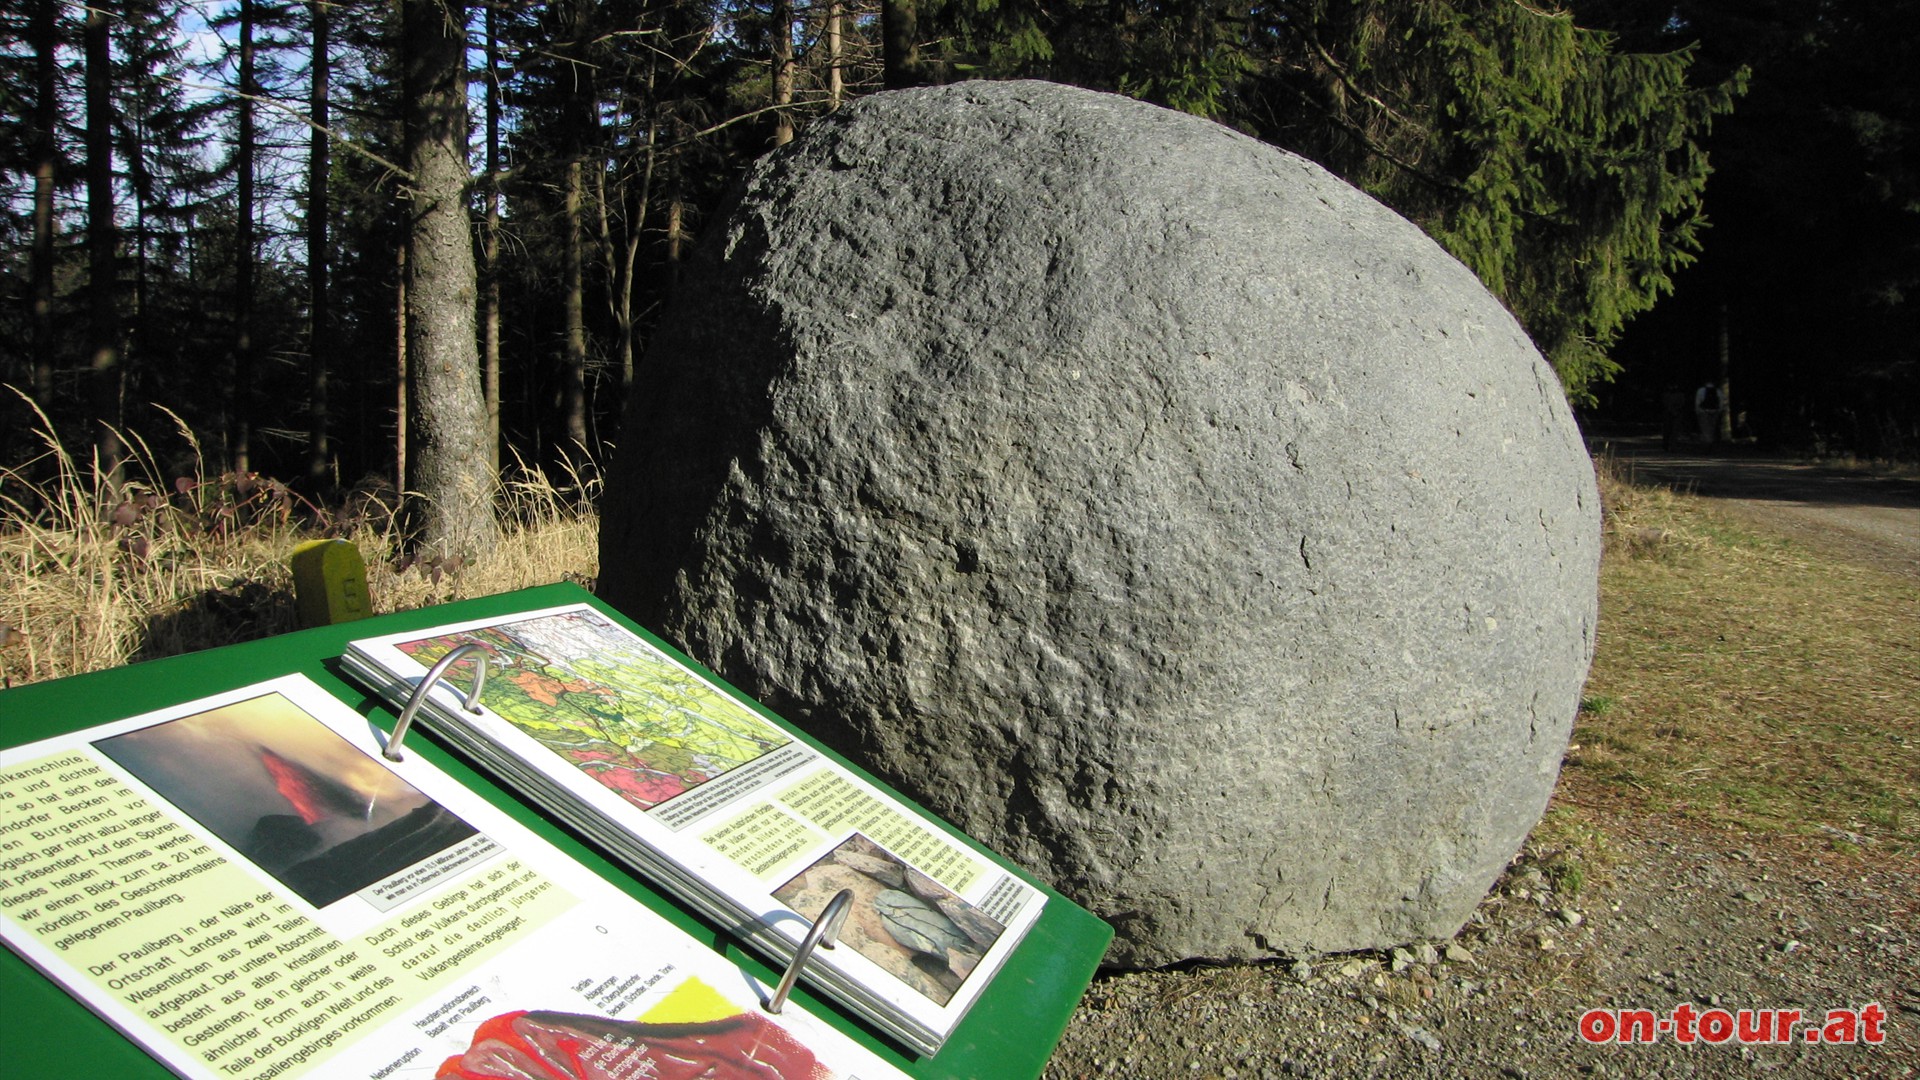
[[0, 582, 1110, 1080]]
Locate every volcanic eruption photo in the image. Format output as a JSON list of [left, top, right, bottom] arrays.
[[95, 691, 479, 907]]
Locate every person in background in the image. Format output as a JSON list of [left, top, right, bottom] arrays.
[[1694, 382, 1723, 445]]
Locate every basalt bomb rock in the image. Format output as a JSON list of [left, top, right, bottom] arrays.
[[599, 81, 1601, 966]]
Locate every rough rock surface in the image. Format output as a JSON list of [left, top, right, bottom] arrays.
[[599, 80, 1601, 966]]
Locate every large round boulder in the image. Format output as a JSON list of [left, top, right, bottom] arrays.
[[600, 81, 1601, 966]]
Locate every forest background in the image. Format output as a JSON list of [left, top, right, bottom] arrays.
[[2, 0, 1916, 556]]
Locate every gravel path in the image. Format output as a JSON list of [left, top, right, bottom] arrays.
[[1041, 440, 1919, 1079], [1595, 435, 1920, 582], [1045, 808, 1917, 1078]]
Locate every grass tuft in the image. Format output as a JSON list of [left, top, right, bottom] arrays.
[[1523, 806, 1616, 897]]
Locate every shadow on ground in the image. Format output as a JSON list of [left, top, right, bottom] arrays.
[[1590, 434, 1920, 511]]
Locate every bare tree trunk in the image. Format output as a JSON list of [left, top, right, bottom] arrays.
[[556, 0, 594, 455], [482, 0, 502, 471], [85, 3, 124, 481], [401, 0, 498, 557], [607, 169, 644, 398], [827, 0, 844, 108], [233, 0, 257, 474], [666, 193, 686, 289], [28, 0, 57, 407], [607, 36, 660, 402], [594, 160, 634, 405], [616, 230, 641, 396], [564, 156, 588, 449], [306, 0, 332, 484], [772, 0, 795, 145], [395, 242, 407, 495]]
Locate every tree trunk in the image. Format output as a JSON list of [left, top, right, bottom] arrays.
[[882, 0, 924, 89], [610, 182, 642, 398], [85, 3, 124, 481], [772, 0, 795, 145], [233, 0, 257, 474], [827, 0, 844, 109], [564, 156, 588, 449], [401, 0, 497, 558], [28, 0, 57, 408], [666, 193, 686, 288], [482, 0, 502, 471], [610, 40, 661, 402], [556, 0, 594, 455], [307, 0, 332, 484], [395, 241, 407, 495]]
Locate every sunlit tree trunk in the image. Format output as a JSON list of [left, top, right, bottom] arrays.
[[666, 192, 686, 288], [482, 0, 503, 471], [395, 242, 407, 495], [401, 0, 498, 557], [827, 0, 844, 108], [611, 164, 646, 399], [564, 156, 588, 449], [604, 35, 660, 404], [556, 0, 592, 453], [773, 0, 795, 145]]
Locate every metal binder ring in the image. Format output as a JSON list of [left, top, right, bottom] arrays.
[[765, 888, 854, 1015], [383, 642, 490, 761]]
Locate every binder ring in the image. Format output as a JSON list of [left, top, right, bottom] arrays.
[[383, 642, 490, 761], [765, 888, 853, 1015]]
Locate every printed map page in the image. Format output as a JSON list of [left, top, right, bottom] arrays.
[[397, 611, 790, 811]]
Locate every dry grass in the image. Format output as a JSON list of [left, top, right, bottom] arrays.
[[0, 404, 599, 689], [1569, 459, 1919, 857]]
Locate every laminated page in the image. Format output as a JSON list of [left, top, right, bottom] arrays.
[[344, 603, 1046, 1049], [0, 673, 908, 1080]]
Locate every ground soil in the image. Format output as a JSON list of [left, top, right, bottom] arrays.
[[1042, 436, 1919, 1080]]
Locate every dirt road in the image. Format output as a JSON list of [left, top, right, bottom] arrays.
[[1591, 434, 1920, 579]]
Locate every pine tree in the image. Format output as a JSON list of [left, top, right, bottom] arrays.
[[1263, 2, 1740, 400], [112, 0, 223, 438]]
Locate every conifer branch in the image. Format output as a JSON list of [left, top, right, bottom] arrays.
[[164, 75, 414, 182]]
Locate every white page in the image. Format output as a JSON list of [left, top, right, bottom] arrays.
[[346, 603, 1046, 1047], [0, 674, 907, 1080]]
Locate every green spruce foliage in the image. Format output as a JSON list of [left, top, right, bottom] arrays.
[[905, 0, 1742, 403], [1259, 1, 1744, 402]]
